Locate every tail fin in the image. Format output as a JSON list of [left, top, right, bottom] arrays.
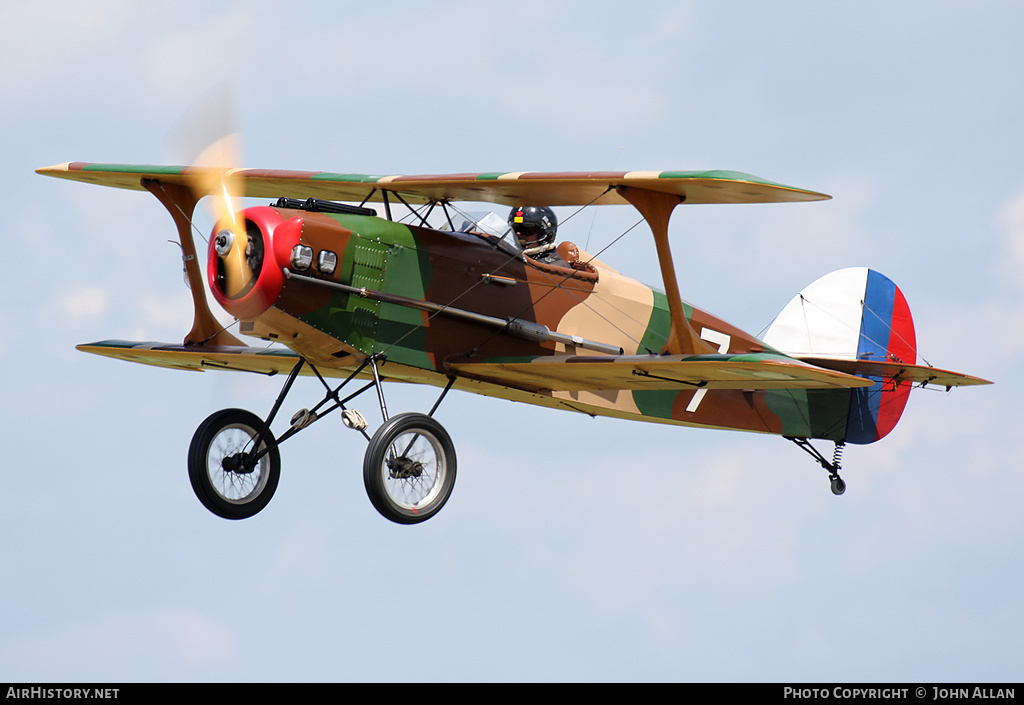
[[763, 268, 916, 444]]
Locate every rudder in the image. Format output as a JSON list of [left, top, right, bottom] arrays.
[[763, 268, 917, 444]]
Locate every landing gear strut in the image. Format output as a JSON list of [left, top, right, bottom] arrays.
[[185, 355, 458, 523], [787, 437, 847, 495]]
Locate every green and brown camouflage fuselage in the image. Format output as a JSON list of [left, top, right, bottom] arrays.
[[212, 204, 861, 442]]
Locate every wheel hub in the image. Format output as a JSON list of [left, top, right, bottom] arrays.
[[387, 456, 424, 479], [222, 452, 256, 475]]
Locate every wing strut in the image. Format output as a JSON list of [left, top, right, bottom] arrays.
[[618, 186, 716, 356], [142, 179, 244, 347]]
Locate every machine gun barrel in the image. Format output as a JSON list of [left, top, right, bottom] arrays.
[[284, 269, 623, 356]]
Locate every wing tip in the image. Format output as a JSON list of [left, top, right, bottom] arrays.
[[36, 162, 74, 176]]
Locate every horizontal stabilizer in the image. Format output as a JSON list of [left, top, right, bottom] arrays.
[[450, 353, 874, 393], [795, 357, 991, 389]]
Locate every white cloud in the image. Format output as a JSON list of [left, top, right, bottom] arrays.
[[0, 2, 128, 94], [53, 285, 110, 321], [0, 609, 235, 681], [997, 187, 1024, 288], [138, 293, 199, 335]]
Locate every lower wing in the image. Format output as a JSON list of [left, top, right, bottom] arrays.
[[449, 353, 876, 392], [76, 340, 306, 376]]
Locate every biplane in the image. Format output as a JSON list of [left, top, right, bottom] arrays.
[[37, 162, 990, 523]]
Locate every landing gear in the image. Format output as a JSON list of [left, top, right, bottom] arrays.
[[363, 413, 457, 524], [185, 356, 458, 523], [787, 437, 847, 496], [188, 408, 281, 519], [830, 475, 847, 496]]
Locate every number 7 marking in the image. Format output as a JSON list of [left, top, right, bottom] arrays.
[[685, 328, 731, 413]]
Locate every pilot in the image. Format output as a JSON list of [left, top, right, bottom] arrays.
[[508, 205, 564, 265]]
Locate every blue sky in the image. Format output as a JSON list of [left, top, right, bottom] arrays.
[[2, 0, 1021, 682]]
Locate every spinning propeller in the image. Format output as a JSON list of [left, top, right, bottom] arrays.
[[170, 89, 256, 299]]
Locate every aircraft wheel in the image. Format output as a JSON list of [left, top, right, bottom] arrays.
[[188, 408, 281, 520], [830, 476, 847, 496], [363, 413, 456, 524]]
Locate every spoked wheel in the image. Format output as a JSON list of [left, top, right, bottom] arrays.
[[188, 408, 281, 519], [363, 413, 456, 524]]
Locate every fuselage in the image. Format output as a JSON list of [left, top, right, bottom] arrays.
[[208, 204, 855, 442]]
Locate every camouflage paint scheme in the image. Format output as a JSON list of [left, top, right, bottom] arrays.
[[40, 163, 987, 446], [274, 210, 894, 442]]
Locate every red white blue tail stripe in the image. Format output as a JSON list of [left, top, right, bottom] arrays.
[[764, 267, 917, 444]]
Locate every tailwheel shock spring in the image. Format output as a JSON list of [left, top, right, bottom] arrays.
[[786, 437, 847, 496], [829, 442, 847, 496]]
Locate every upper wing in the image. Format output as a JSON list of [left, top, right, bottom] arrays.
[[37, 163, 830, 206], [450, 353, 874, 392]]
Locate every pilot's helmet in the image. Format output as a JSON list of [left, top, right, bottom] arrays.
[[508, 206, 557, 250]]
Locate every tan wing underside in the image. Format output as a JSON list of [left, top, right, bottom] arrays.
[[80, 341, 874, 394], [450, 355, 874, 392], [77, 341, 310, 376]]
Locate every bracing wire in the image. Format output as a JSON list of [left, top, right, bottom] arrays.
[[374, 189, 655, 360], [763, 290, 930, 366]]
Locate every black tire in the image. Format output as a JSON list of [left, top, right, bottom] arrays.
[[363, 413, 456, 524], [188, 408, 281, 519]]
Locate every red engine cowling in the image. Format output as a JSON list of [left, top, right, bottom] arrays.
[[207, 206, 301, 320]]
